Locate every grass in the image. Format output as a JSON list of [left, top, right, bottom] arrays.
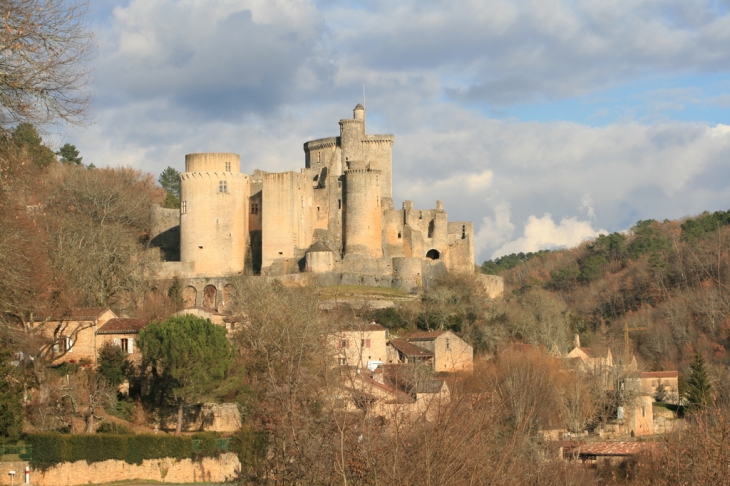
[[316, 284, 413, 300]]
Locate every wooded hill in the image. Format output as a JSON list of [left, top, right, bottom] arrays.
[[479, 211, 730, 397]]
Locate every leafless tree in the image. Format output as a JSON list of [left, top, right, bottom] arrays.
[[0, 0, 94, 130]]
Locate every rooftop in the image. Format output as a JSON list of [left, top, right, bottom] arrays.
[[97, 318, 148, 335]]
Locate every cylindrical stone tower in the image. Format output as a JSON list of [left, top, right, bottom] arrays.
[[180, 153, 250, 276], [344, 163, 382, 258], [340, 105, 365, 167]]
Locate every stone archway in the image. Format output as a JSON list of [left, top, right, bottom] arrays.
[[182, 286, 197, 308], [222, 284, 235, 310], [426, 249, 440, 260], [203, 284, 217, 309]]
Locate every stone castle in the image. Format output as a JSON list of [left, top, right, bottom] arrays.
[[151, 104, 475, 296]]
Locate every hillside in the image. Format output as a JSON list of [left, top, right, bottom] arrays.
[[480, 211, 730, 397]]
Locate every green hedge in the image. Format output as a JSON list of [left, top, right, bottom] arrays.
[[26, 433, 193, 470]]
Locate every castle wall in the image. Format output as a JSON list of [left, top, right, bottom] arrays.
[[150, 206, 180, 261], [344, 167, 383, 259], [445, 221, 475, 273], [180, 153, 249, 277], [382, 209, 405, 259], [261, 172, 314, 270]]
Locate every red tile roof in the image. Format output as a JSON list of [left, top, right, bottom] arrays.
[[407, 331, 448, 340], [34, 307, 112, 321], [389, 339, 433, 357], [639, 371, 678, 379], [567, 441, 657, 457], [97, 318, 148, 334]]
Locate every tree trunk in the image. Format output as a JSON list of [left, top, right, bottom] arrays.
[[84, 411, 94, 433], [176, 402, 183, 436]]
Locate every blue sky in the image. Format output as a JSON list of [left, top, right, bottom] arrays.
[[66, 0, 730, 262]]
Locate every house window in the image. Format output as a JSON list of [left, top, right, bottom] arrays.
[[339, 357, 347, 366], [225, 161, 231, 172], [339, 339, 348, 348], [181, 201, 187, 214], [361, 339, 371, 348], [219, 180, 227, 193], [251, 202, 259, 215], [62, 336, 73, 353]]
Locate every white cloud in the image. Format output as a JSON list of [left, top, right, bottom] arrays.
[[492, 213, 606, 258]]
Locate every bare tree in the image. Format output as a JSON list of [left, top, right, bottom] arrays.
[[0, 0, 94, 130]]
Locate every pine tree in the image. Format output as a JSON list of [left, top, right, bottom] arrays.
[[158, 166, 181, 209], [687, 352, 713, 407], [56, 143, 82, 165]]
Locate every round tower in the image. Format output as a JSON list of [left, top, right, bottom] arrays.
[[340, 105, 365, 167], [180, 153, 250, 277], [343, 164, 382, 258]]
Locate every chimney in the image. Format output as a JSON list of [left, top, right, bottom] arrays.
[[574, 334, 581, 349]]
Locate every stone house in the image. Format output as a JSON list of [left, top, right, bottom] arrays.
[[565, 346, 614, 370], [96, 318, 148, 364], [331, 322, 388, 368], [387, 339, 434, 367], [33, 308, 117, 365], [639, 371, 679, 403], [172, 306, 240, 334], [399, 331, 473, 372]]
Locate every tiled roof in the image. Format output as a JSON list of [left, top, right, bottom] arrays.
[[407, 331, 448, 341], [567, 441, 656, 457], [34, 307, 112, 321], [639, 371, 678, 379], [97, 318, 148, 334], [340, 322, 386, 332], [356, 374, 414, 404], [389, 339, 433, 357]]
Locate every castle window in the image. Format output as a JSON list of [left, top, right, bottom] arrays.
[[317, 206, 320, 212], [338, 180, 342, 188], [181, 201, 187, 214], [251, 202, 259, 215], [426, 249, 440, 260], [338, 199, 342, 209], [462, 225, 466, 239], [376, 196, 379, 207], [225, 161, 231, 172], [446, 338, 450, 351], [398, 231, 401, 239], [428, 219, 435, 238], [219, 180, 227, 193], [301, 196, 304, 208]]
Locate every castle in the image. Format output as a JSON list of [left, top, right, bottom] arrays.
[[151, 104, 475, 297]]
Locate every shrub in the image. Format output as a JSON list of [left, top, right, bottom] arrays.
[[96, 422, 133, 434], [26, 433, 193, 470]]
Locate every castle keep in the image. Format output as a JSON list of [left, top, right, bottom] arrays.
[[152, 104, 474, 294]]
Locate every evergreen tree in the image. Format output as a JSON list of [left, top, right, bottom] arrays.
[[158, 166, 181, 209], [0, 350, 23, 443], [56, 143, 82, 165], [98, 342, 130, 387], [687, 352, 713, 407], [138, 315, 233, 435], [12, 123, 56, 167]]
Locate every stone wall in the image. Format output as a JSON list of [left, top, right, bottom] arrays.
[[0, 453, 240, 485], [159, 403, 242, 433]]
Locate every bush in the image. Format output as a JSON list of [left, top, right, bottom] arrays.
[[96, 422, 133, 434], [106, 397, 135, 421], [26, 433, 194, 470]]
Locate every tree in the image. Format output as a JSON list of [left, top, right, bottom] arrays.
[[98, 342, 130, 387], [137, 315, 232, 435], [12, 123, 56, 167], [687, 352, 713, 407], [158, 167, 180, 209], [0, 0, 93, 129], [56, 143, 82, 165], [0, 348, 23, 442]]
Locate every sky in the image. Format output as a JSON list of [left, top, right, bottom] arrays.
[[65, 0, 730, 263]]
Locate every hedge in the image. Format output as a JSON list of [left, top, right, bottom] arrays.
[[26, 433, 193, 470]]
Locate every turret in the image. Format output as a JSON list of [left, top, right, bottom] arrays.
[[343, 163, 382, 259], [180, 153, 250, 276]]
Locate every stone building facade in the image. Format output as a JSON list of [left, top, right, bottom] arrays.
[[152, 104, 475, 293]]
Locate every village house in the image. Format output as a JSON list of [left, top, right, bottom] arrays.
[[398, 331, 473, 372], [331, 322, 388, 368], [96, 318, 147, 364], [639, 371, 679, 403], [33, 308, 117, 365], [172, 306, 240, 334]]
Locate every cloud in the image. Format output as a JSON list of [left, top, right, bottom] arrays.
[[492, 213, 606, 258]]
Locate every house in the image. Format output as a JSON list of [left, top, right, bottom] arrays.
[[96, 318, 148, 364], [639, 371, 679, 404], [387, 339, 434, 367], [331, 322, 388, 368], [565, 346, 614, 370], [562, 441, 657, 464], [402, 331, 473, 372], [172, 306, 240, 334], [33, 308, 117, 365]]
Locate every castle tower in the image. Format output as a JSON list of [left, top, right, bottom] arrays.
[[344, 160, 382, 259], [180, 153, 250, 277], [339, 105, 365, 167]]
